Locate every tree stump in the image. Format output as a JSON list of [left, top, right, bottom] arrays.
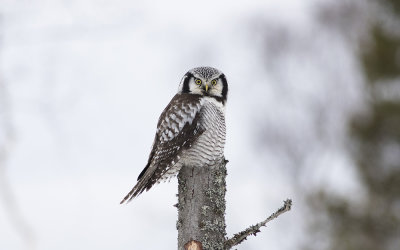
[[177, 159, 227, 250]]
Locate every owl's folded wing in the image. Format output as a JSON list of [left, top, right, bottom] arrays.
[[120, 94, 204, 203]]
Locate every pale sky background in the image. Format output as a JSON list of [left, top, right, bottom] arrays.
[[0, 0, 366, 249]]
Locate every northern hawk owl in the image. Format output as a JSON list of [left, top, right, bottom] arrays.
[[120, 66, 228, 203]]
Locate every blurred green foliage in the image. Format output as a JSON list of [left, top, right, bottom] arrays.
[[309, 1, 400, 250], [388, 0, 400, 16], [325, 98, 400, 249], [362, 26, 400, 83]]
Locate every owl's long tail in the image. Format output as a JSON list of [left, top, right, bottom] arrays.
[[120, 165, 158, 204], [120, 182, 146, 204]]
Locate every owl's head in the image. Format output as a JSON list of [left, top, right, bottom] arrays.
[[178, 66, 228, 103]]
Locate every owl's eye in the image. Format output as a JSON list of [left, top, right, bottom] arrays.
[[211, 79, 217, 86], [195, 79, 202, 85]]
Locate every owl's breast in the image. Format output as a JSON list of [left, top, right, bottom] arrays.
[[178, 97, 226, 167]]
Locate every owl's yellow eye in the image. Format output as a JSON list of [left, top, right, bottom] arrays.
[[195, 79, 202, 85], [211, 79, 217, 86]]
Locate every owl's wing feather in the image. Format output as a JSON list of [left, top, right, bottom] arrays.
[[120, 94, 204, 204]]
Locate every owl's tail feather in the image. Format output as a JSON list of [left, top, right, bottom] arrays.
[[120, 168, 157, 204], [120, 180, 146, 204], [119, 186, 141, 204]]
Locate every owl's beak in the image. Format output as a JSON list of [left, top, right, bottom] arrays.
[[205, 84, 209, 92]]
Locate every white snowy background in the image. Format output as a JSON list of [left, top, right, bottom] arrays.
[[0, 0, 366, 249]]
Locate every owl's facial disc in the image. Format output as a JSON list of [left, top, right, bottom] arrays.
[[178, 66, 228, 103], [188, 76, 221, 97]]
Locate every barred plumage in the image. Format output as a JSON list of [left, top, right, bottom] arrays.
[[120, 67, 228, 203]]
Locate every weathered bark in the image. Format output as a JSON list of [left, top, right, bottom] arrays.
[[177, 159, 227, 250], [176, 158, 292, 249]]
